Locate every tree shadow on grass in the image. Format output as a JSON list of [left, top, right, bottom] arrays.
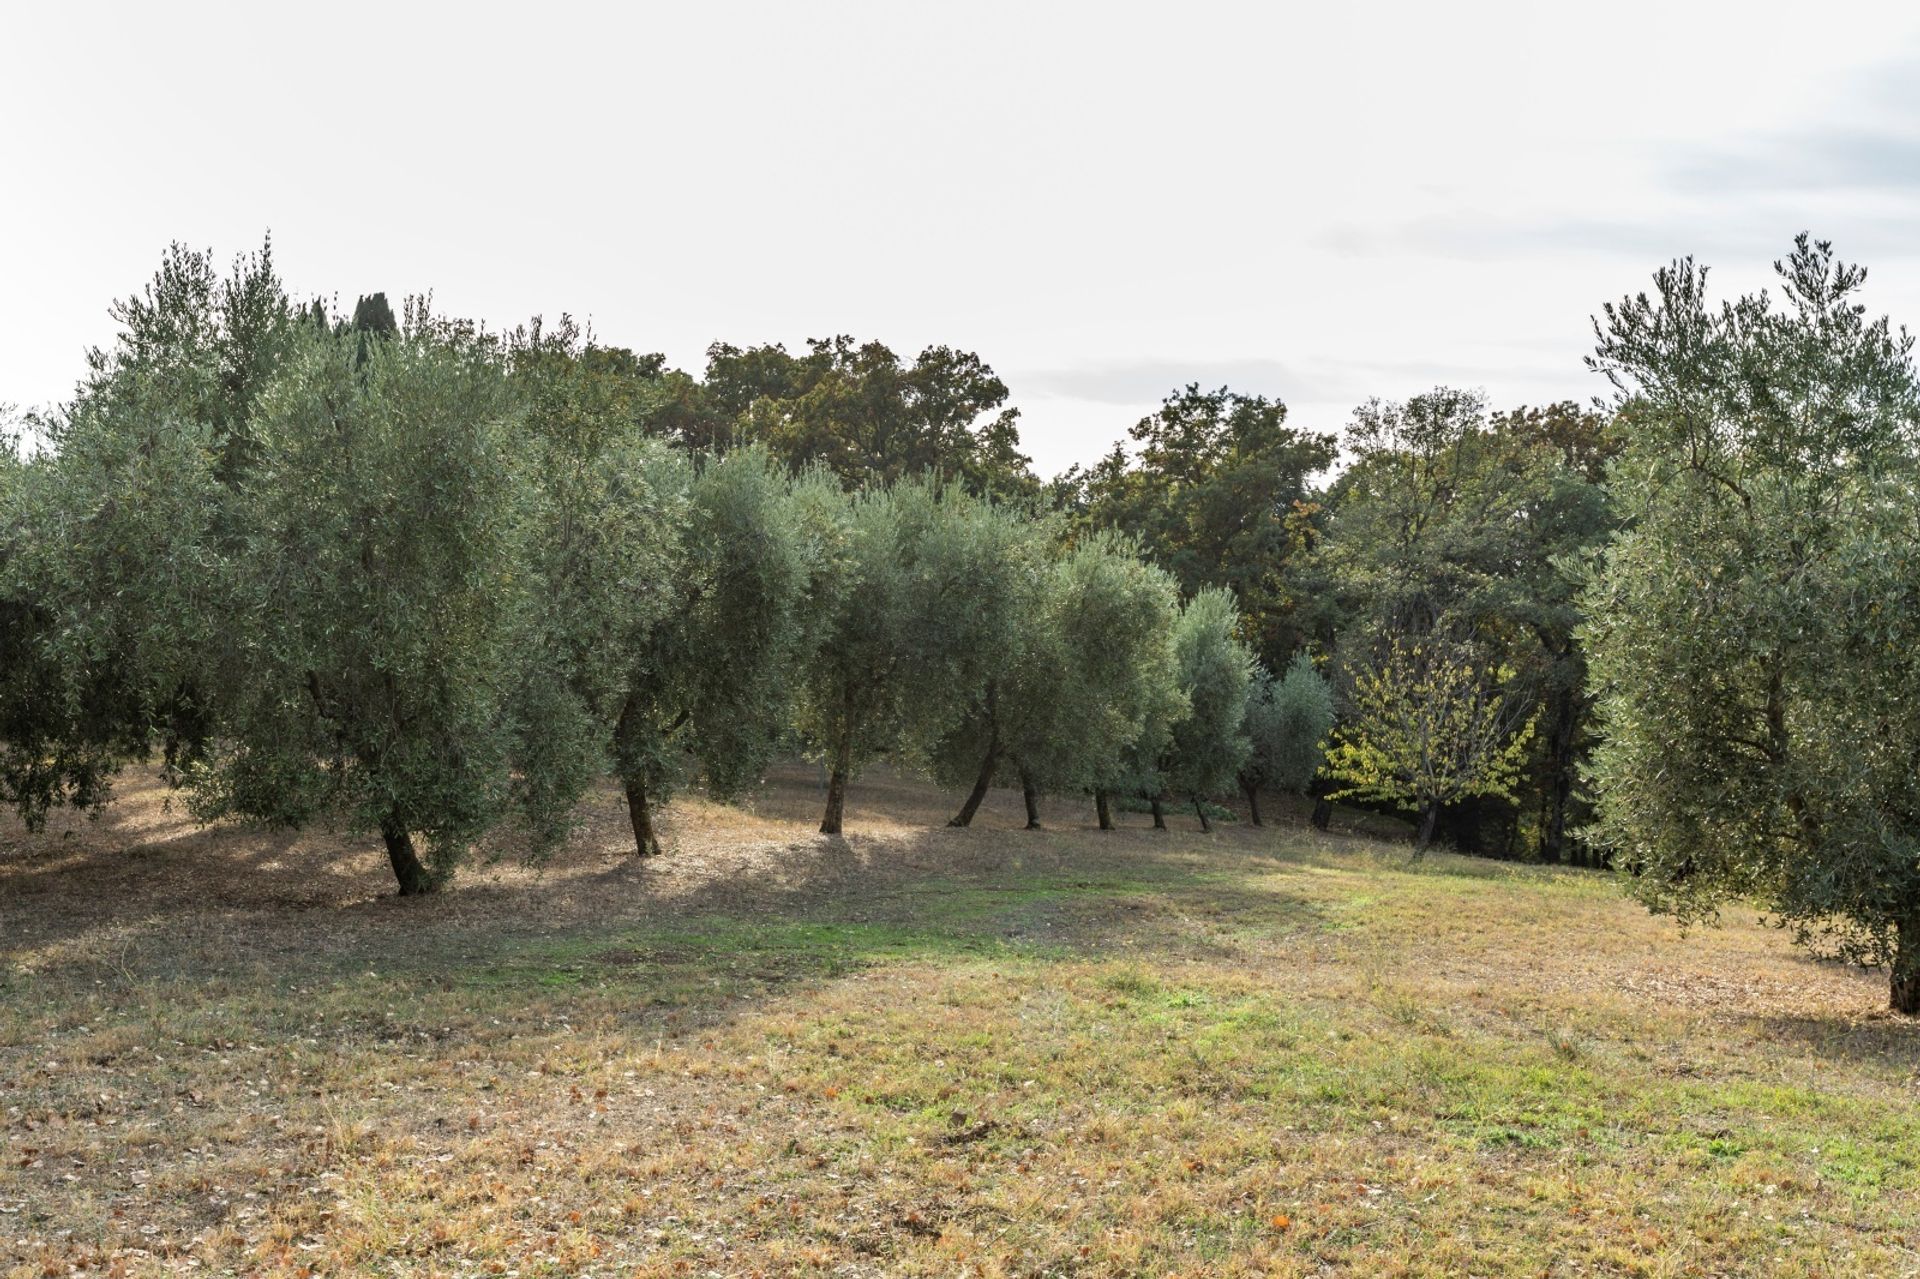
[[0, 761, 1336, 997], [1753, 1006, 1920, 1073]]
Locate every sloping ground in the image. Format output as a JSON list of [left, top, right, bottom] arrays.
[[1, 766, 1914, 1278]]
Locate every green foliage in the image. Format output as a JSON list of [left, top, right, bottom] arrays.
[[1326, 636, 1537, 850], [1024, 533, 1186, 798], [0, 241, 306, 832], [677, 450, 821, 800], [920, 503, 1057, 815], [508, 318, 690, 851], [792, 479, 926, 832], [607, 447, 820, 852], [1310, 390, 1616, 859], [797, 478, 1038, 832], [0, 424, 133, 824], [1061, 385, 1335, 667], [1244, 653, 1334, 798], [929, 526, 1187, 823], [705, 337, 1036, 497], [1160, 588, 1255, 805], [189, 320, 537, 891], [351, 292, 398, 336], [1581, 236, 1920, 1008]]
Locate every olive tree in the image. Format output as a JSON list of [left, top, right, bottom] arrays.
[[1158, 588, 1255, 832], [1023, 535, 1188, 832], [795, 480, 922, 835], [610, 448, 820, 854], [190, 318, 539, 894], [1, 377, 231, 824], [927, 505, 1057, 829], [798, 476, 1006, 835], [931, 525, 1185, 831], [0, 241, 298, 827], [1024, 534, 1189, 830], [1583, 236, 1920, 1012], [0, 421, 130, 825], [1239, 653, 1334, 824], [507, 321, 690, 855]]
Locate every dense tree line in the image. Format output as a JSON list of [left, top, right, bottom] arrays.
[[0, 241, 1323, 896], [7, 233, 1920, 1009]]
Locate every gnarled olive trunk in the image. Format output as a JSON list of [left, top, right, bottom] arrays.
[[380, 810, 433, 896], [625, 774, 661, 857], [1095, 789, 1113, 831], [949, 738, 999, 828], [1020, 768, 1042, 830], [820, 730, 852, 836], [1242, 781, 1263, 827], [1192, 794, 1211, 834], [1149, 794, 1166, 831]]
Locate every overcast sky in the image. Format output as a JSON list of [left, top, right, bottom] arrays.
[[6, 1, 1920, 475]]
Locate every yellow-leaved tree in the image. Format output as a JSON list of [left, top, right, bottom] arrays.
[[1326, 636, 1536, 853]]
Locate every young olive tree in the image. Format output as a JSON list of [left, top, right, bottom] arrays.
[[506, 319, 689, 854], [191, 318, 538, 894], [926, 504, 1056, 829], [0, 240, 300, 827], [0, 423, 134, 825], [1159, 588, 1255, 832], [2, 377, 232, 824], [797, 476, 1000, 835], [984, 533, 1189, 832], [1238, 653, 1335, 824], [1583, 236, 1920, 1012], [611, 448, 818, 854], [1325, 635, 1535, 852]]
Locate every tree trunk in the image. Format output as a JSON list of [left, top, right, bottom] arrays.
[[1414, 801, 1440, 855], [1192, 794, 1211, 834], [1095, 790, 1113, 831], [380, 810, 433, 896], [1020, 768, 1042, 830], [949, 743, 999, 828], [1308, 776, 1333, 830], [1894, 916, 1920, 1015], [1149, 794, 1166, 831], [624, 773, 661, 857], [1242, 781, 1263, 827], [820, 759, 849, 836]]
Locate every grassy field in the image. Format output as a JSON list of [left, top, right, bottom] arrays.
[[3, 765, 1917, 1278]]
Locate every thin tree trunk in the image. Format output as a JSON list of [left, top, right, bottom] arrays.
[[1149, 794, 1166, 831], [817, 733, 848, 833], [1192, 794, 1211, 834], [1242, 781, 1263, 827], [1308, 776, 1333, 830], [1414, 801, 1440, 856], [624, 773, 661, 857], [949, 741, 999, 828], [1020, 768, 1042, 830], [1894, 915, 1920, 1015], [380, 810, 433, 896], [1095, 790, 1113, 831]]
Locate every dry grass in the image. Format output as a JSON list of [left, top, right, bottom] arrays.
[[2, 764, 1917, 1278]]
